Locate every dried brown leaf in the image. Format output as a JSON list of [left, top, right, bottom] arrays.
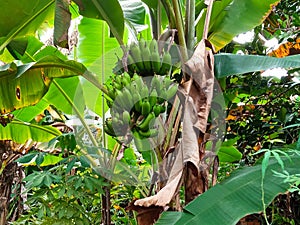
[[184, 39, 214, 133]]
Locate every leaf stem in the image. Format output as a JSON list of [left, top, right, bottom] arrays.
[[172, 0, 188, 62], [52, 79, 98, 147], [185, 0, 195, 53], [160, 0, 176, 29], [203, 0, 213, 39], [11, 119, 61, 137], [101, 21, 107, 149]]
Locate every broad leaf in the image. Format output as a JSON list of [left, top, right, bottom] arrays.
[[141, 0, 158, 9], [156, 154, 300, 225], [73, 0, 124, 44], [17, 153, 63, 167], [214, 54, 300, 78], [0, 56, 90, 114], [6, 36, 44, 63], [196, 0, 280, 51], [120, 0, 147, 33], [0, 0, 54, 52], [77, 17, 120, 115], [217, 139, 242, 163], [44, 77, 84, 115], [77, 18, 119, 70], [7, 37, 29, 57], [12, 99, 49, 122], [0, 120, 61, 143]]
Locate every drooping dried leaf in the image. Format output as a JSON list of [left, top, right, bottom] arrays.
[[127, 201, 164, 225], [184, 39, 214, 133], [135, 144, 184, 207], [54, 0, 71, 48]]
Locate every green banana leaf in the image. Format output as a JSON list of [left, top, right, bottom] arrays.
[[0, 0, 54, 52], [73, 0, 124, 45], [156, 153, 300, 225], [12, 99, 49, 122], [141, 0, 158, 9], [0, 55, 88, 114], [217, 138, 242, 163], [120, 0, 147, 33], [214, 54, 300, 78], [196, 0, 280, 51], [1, 36, 67, 64], [44, 76, 84, 115], [77, 17, 121, 116], [0, 56, 92, 143], [0, 120, 61, 143]]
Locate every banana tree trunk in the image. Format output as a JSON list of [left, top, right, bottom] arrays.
[[0, 141, 22, 225]]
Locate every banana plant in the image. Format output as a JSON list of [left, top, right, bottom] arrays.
[[1, 0, 299, 225]]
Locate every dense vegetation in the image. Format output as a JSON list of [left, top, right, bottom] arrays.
[[0, 0, 299, 225]]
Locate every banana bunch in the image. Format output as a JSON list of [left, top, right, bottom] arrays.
[[103, 73, 178, 141], [113, 38, 173, 77]]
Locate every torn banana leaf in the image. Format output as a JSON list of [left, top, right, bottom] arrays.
[[0, 55, 88, 114]]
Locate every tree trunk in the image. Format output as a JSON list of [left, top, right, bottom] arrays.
[[101, 185, 111, 225], [0, 141, 22, 225]]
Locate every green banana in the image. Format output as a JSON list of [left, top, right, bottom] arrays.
[[106, 86, 116, 100], [132, 73, 140, 81], [132, 129, 148, 151], [132, 92, 141, 105], [115, 75, 123, 88], [141, 41, 152, 74], [162, 75, 173, 87], [159, 52, 172, 75], [134, 99, 143, 113], [153, 104, 166, 117], [138, 128, 158, 138], [141, 100, 151, 116], [151, 51, 161, 74], [149, 39, 158, 53], [121, 87, 134, 110], [139, 37, 146, 51], [157, 88, 167, 104], [149, 89, 157, 108], [123, 73, 131, 87], [159, 105, 166, 113], [112, 116, 120, 126], [127, 81, 136, 94], [166, 84, 178, 100], [114, 89, 126, 108], [113, 81, 122, 90], [118, 74, 128, 87], [150, 75, 160, 93], [122, 110, 131, 125], [138, 112, 155, 131], [135, 77, 144, 91], [153, 105, 161, 117], [129, 43, 145, 73], [141, 85, 149, 98], [127, 54, 139, 74], [104, 118, 116, 137], [111, 111, 120, 120]]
